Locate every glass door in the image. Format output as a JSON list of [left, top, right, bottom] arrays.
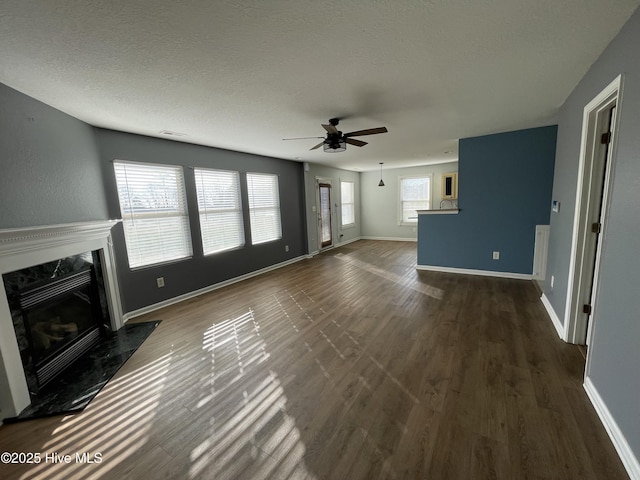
[[319, 183, 333, 248]]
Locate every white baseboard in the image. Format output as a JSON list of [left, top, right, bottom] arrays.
[[360, 236, 417, 242], [123, 255, 308, 322], [540, 293, 565, 340], [416, 264, 532, 280], [584, 377, 640, 480], [337, 237, 362, 247]]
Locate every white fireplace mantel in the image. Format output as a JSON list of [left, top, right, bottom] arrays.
[[0, 220, 123, 420]]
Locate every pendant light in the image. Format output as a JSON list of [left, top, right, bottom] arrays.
[[378, 162, 385, 186]]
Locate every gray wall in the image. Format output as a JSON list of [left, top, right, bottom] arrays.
[[96, 129, 307, 313], [0, 81, 308, 316], [0, 83, 108, 228], [303, 163, 361, 255], [361, 162, 458, 240], [544, 7, 640, 465]]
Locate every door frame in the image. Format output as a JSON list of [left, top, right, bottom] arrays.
[[315, 177, 335, 251], [564, 74, 623, 347]]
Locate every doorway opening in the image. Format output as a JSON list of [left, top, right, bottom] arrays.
[[565, 75, 622, 352]]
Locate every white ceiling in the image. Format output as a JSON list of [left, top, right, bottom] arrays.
[[1, 1, 638, 172]]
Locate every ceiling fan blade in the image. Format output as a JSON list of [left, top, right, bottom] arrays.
[[322, 123, 339, 135], [283, 136, 324, 141], [344, 126, 388, 137], [310, 141, 325, 150], [345, 138, 368, 147]]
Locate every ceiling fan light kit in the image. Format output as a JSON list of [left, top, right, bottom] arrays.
[[323, 139, 346, 152], [284, 117, 387, 153]]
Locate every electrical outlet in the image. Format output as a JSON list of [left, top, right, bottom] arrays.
[[285, 245, 289, 252], [156, 277, 165, 288], [492, 251, 500, 260], [550, 275, 554, 289]]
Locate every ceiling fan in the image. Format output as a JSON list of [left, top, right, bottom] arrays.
[[283, 118, 388, 152]]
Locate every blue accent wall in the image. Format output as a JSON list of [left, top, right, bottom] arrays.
[[418, 125, 557, 274]]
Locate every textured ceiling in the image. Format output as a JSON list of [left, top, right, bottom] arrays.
[[1, 1, 639, 171]]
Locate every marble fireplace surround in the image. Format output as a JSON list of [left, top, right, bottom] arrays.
[[0, 220, 123, 420]]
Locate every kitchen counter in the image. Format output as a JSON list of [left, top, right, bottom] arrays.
[[417, 209, 460, 215]]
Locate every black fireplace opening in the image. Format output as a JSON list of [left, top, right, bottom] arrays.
[[20, 267, 103, 389], [3, 251, 112, 396]]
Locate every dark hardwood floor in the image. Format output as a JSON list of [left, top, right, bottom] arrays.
[[0, 240, 628, 479]]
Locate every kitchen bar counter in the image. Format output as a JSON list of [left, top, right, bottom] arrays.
[[417, 209, 460, 215]]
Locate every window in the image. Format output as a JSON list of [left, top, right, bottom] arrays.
[[399, 175, 431, 224], [194, 168, 245, 254], [341, 181, 355, 226], [246, 173, 282, 244], [113, 161, 192, 268]]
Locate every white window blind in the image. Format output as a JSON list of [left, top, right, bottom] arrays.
[[113, 161, 192, 268], [341, 181, 355, 226], [246, 173, 282, 245], [194, 168, 245, 254], [400, 176, 431, 224]]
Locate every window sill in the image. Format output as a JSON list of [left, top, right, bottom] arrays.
[[416, 209, 460, 215]]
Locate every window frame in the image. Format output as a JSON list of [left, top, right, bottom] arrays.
[[340, 180, 356, 227], [398, 174, 433, 226], [246, 172, 283, 245], [193, 167, 245, 255], [113, 159, 193, 269]]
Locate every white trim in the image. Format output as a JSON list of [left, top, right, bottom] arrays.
[[361, 236, 417, 242], [339, 179, 356, 227], [0, 220, 121, 258], [416, 264, 532, 280], [565, 74, 623, 344], [102, 233, 125, 332], [584, 377, 640, 480], [533, 225, 550, 281], [398, 173, 433, 226], [337, 237, 361, 247], [316, 177, 335, 251], [123, 254, 308, 321], [540, 294, 565, 340]]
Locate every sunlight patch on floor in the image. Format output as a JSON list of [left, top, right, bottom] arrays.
[[335, 252, 444, 300], [191, 311, 317, 479], [22, 351, 172, 480]]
